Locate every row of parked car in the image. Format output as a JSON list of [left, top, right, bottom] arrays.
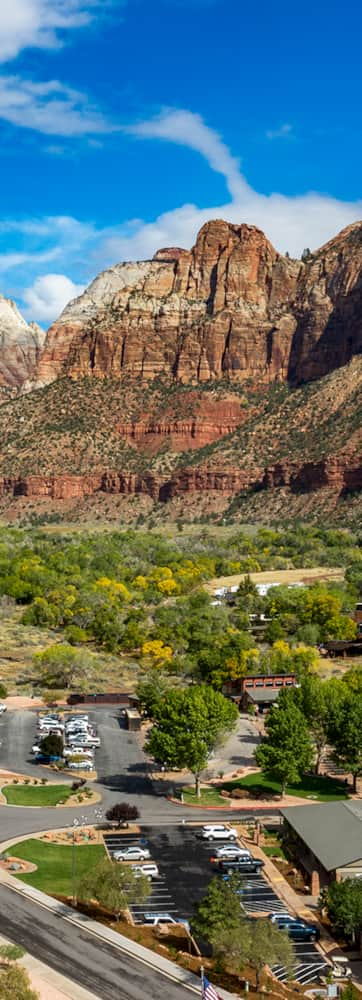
[[199, 826, 320, 943], [32, 712, 101, 770]]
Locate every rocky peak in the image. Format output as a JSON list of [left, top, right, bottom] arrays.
[[18, 217, 362, 389], [0, 295, 46, 388]]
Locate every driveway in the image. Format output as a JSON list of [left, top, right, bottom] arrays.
[[203, 715, 260, 779]]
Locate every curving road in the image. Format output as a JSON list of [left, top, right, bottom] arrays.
[[0, 884, 199, 999]]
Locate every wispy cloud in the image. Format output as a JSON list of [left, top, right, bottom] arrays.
[[3, 110, 362, 323], [127, 107, 248, 201], [0, 0, 107, 63], [100, 108, 362, 262], [0, 76, 118, 136], [266, 123, 293, 140]]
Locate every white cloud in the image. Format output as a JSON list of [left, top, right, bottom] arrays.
[[127, 108, 248, 201], [266, 123, 293, 140], [105, 109, 362, 260], [22, 273, 85, 321], [3, 110, 362, 324], [0, 247, 59, 273], [0, 0, 102, 63], [0, 76, 117, 136]]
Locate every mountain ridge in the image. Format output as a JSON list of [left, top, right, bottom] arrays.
[[1, 217, 362, 523]]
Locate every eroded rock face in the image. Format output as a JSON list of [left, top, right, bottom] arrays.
[[116, 393, 248, 452], [36, 222, 301, 386], [36, 219, 362, 389], [0, 297, 45, 388], [5, 218, 362, 392]]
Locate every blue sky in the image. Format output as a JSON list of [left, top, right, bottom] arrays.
[[1, 0, 362, 323]]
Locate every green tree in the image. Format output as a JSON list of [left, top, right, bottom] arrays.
[[136, 670, 171, 718], [323, 879, 362, 944], [296, 675, 346, 774], [78, 857, 150, 920], [255, 697, 313, 796], [39, 734, 63, 757], [146, 685, 238, 796], [0, 963, 39, 999], [247, 918, 295, 989], [192, 878, 295, 988], [191, 874, 246, 943], [340, 983, 361, 1000], [0, 682, 7, 699], [34, 644, 95, 690], [332, 696, 362, 792]]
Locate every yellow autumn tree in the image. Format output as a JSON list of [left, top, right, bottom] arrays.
[[141, 639, 173, 667]]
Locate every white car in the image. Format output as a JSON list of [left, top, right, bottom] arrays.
[[38, 722, 64, 733], [213, 845, 251, 860], [200, 825, 238, 841], [269, 912, 293, 924], [0, 703, 7, 714], [68, 737, 100, 748], [142, 913, 190, 931], [67, 760, 93, 771], [63, 747, 93, 759], [131, 863, 159, 879], [31, 744, 42, 754], [112, 846, 150, 862]]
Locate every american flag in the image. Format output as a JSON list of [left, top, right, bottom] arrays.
[[202, 972, 221, 1000]]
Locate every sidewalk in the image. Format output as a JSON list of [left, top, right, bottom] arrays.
[[0, 933, 99, 1000]]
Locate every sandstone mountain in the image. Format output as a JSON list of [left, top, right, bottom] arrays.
[[35, 219, 362, 388], [0, 295, 45, 390], [0, 218, 362, 524]]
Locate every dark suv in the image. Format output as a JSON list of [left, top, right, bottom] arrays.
[[269, 915, 320, 942], [215, 858, 265, 875]]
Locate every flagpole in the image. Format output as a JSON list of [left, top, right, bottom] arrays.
[[200, 963, 204, 997]]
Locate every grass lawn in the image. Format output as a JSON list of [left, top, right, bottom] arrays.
[[182, 786, 226, 806], [3, 784, 73, 807], [222, 772, 349, 802], [182, 771, 348, 806], [262, 844, 287, 860], [10, 839, 105, 895]]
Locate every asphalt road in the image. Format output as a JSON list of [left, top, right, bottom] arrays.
[[0, 707, 275, 841], [0, 884, 195, 999]]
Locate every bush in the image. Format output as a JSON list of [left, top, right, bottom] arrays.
[[0, 682, 7, 699], [105, 802, 140, 827], [39, 734, 63, 758]]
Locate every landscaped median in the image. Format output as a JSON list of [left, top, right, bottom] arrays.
[[180, 771, 349, 807], [1, 779, 100, 807]]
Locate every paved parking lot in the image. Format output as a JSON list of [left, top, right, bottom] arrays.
[[105, 826, 330, 985]]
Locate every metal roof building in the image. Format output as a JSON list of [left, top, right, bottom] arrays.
[[281, 801, 362, 893]]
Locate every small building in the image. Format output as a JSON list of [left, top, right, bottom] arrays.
[[67, 692, 139, 708], [125, 708, 142, 731], [281, 801, 362, 895], [222, 673, 297, 712]]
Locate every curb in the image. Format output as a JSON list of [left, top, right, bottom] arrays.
[[167, 796, 280, 812]]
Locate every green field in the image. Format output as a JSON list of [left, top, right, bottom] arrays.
[[3, 784, 73, 807], [182, 771, 348, 806], [10, 838, 105, 895], [222, 772, 349, 802]]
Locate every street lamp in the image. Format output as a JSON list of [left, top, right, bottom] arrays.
[[71, 818, 79, 907]]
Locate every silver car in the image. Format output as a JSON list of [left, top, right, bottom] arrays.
[[112, 846, 150, 862]]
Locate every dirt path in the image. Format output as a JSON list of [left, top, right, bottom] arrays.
[[204, 565, 344, 593]]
